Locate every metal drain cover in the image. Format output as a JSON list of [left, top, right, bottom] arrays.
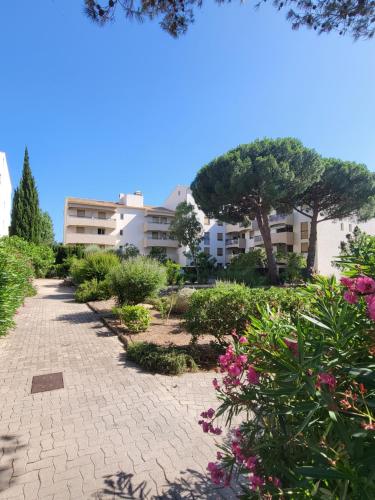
[[31, 372, 64, 394]]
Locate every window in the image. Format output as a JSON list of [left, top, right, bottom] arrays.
[[97, 228, 105, 235], [300, 222, 309, 240], [98, 211, 106, 219], [152, 231, 158, 240], [120, 230, 123, 236], [203, 232, 210, 244], [287, 245, 294, 252], [301, 242, 308, 253], [241, 233, 246, 239], [217, 233, 223, 241], [217, 248, 223, 257], [76, 227, 84, 234], [340, 222, 344, 231], [204, 216, 210, 225], [217, 221, 223, 226], [204, 247, 210, 255], [77, 209, 85, 218], [120, 213, 124, 220], [349, 224, 352, 232]]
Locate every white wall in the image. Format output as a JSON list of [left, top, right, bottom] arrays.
[[0, 152, 12, 237]]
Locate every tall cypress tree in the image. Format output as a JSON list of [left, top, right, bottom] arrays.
[[10, 147, 40, 243]]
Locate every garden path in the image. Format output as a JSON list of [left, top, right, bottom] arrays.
[[0, 280, 234, 499]]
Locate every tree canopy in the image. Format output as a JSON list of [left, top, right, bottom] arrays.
[[84, 0, 375, 39], [39, 211, 55, 246]]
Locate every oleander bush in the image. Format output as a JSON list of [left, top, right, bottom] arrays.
[[70, 251, 120, 284], [185, 281, 307, 344], [335, 228, 375, 278], [74, 278, 112, 303], [113, 305, 151, 332], [127, 341, 198, 375], [199, 272, 375, 497], [109, 256, 167, 305], [0, 241, 36, 336]]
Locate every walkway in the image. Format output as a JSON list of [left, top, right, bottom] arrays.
[[0, 280, 233, 499]]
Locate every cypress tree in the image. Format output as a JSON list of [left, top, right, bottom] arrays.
[[10, 147, 40, 243]]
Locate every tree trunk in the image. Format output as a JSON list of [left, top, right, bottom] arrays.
[[306, 210, 319, 279], [256, 210, 278, 285]]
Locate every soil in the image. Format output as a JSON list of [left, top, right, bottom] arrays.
[[87, 298, 222, 370]]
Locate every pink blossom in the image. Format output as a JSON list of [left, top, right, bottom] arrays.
[[284, 338, 299, 357], [355, 276, 375, 294], [343, 290, 358, 304], [365, 294, 375, 320], [212, 378, 220, 390], [316, 372, 336, 391], [239, 336, 247, 344], [207, 462, 225, 485], [361, 421, 375, 431], [228, 364, 242, 377], [245, 456, 257, 471], [237, 354, 248, 365], [269, 476, 281, 488], [231, 440, 245, 462], [200, 408, 215, 419], [340, 277, 355, 289], [231, 329, 238, 338], [247, 365, 260, 385], [249, 474, 264, 491]]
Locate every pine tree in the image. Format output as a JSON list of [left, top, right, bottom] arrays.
[[10, 147, 41, 243]]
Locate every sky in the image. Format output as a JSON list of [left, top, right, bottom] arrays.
[[1, 1, 374, 241]]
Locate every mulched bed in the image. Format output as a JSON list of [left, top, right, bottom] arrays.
[[87, 298, 222, 370]]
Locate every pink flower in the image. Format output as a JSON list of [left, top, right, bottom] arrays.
[[316, 372, 336, 391], [355, 276, 375, 294], [237, 354, 248, 365], [249, 474, 264, 491], [231, 329, 238, 338], [239, 336, 247, 344], [269, 476, 281, 488], [340, 277, 355, 289], [361, 421, 375, 431], [212, 378, 220, 390], [245, 456, 257, 471], [207, 462, 225, 485], [365, 294, 375, 320], [228, 364, 242, 377], [247, 365, 260, 385], [200, 408, 215, 419], [284, 338, 299, 357], [231, 441, 245, 462], [343, 290, 358, 304]]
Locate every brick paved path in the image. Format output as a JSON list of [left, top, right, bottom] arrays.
[[0, 280, 234, 500]]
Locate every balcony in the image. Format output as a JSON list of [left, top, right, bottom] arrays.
[[65, 232, 116, 246], [226, 223, 242, 233], [144, 237, 178, 248], [225, 238, 246, 249], [254, 232, 294, 246], [66, 215, 116, 229], [144, 221, 171, 232]]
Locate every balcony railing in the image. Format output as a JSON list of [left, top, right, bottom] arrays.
[[144, 237, 178, 248], [66, 215, 116, 229], [144, 221, 171, 232], [226, 238, 246, 248], [64, 232, 116, 246]]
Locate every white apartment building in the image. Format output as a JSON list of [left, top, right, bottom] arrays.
[[64, 185, 375, 276], [0, 152, 12, 237]]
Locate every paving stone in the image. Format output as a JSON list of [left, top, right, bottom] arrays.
[[0, 279, 234, 499]]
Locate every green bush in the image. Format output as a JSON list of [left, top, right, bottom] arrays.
[[127, 342, 198, 374], [172, 287, 195, 314], [109, 256, 167, 305], [0, 236, 54, 278], [335, 228, 375, 278], [0, 245, 35, 336], [184, 282, 307, 344], [70, 251, 120, 284], [165, 260, 184, 285], [114, 305, 151, 332], [75, 278, 112, 303], [218, 249, 268, 286]]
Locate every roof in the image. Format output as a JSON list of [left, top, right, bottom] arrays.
[[145, 206, 175, 215], [65, 197, 175, 214]]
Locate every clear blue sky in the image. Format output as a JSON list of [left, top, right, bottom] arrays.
[[1, 1, 374, 241]]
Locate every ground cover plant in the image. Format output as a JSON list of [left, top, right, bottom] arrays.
[[109, 256, 167, 305], [185, 281, 307, 345], [198, 255, 375, 497], [113, 305, 151, 332], [127, 341, 198, 375]]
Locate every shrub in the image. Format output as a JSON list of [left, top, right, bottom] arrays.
[[165, 260, 184, 285], [199, 277, 375, 497], [185, 282, 307, 344], [75, 278, 112, 303], [0, 245, 35, 336], [70, 251, 120, 284], [109, 256, 167, 305], [172, 287, 195, 314], [127, 342, 198, 374], [218, 249, 267, 286], [335, 228, 375, 278], [148, 296, 170, 319], [0, 236, 54, 277], [114, 305, 151, 332]]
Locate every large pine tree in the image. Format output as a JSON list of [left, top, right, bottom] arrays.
[[10, 147, 41, 243]]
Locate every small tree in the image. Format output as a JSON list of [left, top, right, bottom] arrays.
[[149, 246, 168, 264], [39, 211, 54, 246], [169, 201, 203, 280], [10, 148, 41, 243], [119, 243, 140, 259], [288, 158, 375, 277]]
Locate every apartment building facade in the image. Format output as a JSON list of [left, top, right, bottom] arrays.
[[0, 152, 12, 237], [64, 185, 375, 276]]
